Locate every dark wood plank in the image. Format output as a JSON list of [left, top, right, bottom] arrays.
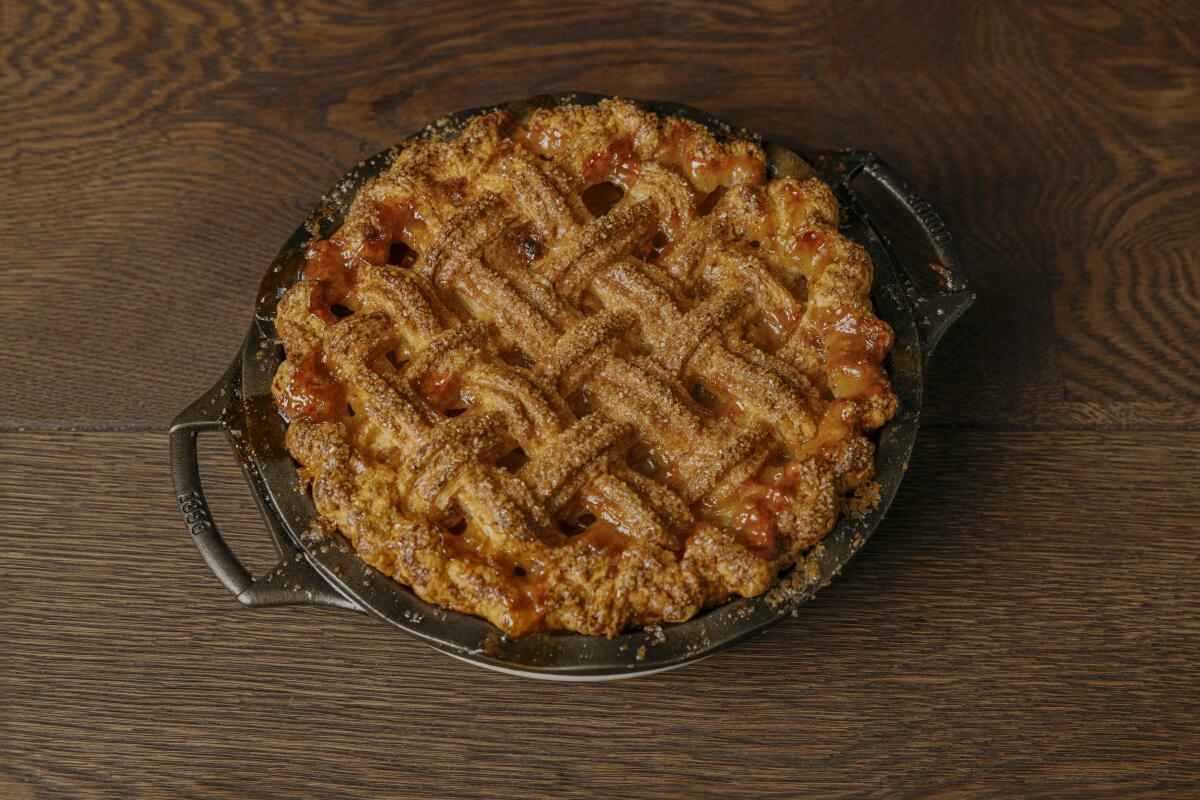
[[2, 430, 1196, 797], [1050, 247, 1198, 403], [1, 0, 1196, 429]]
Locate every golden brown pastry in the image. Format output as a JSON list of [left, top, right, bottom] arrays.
[[272, 99, 897, 637]]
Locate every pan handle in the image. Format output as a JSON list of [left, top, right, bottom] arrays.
[[169, 357, 359, 611], [813, 150, 974, 358]]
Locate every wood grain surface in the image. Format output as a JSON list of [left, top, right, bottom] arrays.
[[1, 0, 1197, 797], [2, 431, 1198, 798]]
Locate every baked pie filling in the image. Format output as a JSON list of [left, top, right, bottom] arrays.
[[272, 99, 898, 636]]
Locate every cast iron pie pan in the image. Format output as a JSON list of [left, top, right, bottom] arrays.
[[169, 92, 973, 680]]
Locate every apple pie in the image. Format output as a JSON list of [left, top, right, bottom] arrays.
[[272, 98, 897, 637]]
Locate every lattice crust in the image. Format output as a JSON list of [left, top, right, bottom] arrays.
[[272, 99, 898, 636]]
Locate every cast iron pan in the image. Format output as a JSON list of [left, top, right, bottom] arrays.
[[169, 92, 973, 680]]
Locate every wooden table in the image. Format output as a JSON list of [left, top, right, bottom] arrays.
[[3, 1, 1197, 796]]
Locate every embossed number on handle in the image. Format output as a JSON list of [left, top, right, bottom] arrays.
[[177, 490, 215, 537]]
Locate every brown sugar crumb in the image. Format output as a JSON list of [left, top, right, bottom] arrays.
[[765, 555, 824, 610], [303, 516, 337, 542], [842, 480, 882, 519]]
